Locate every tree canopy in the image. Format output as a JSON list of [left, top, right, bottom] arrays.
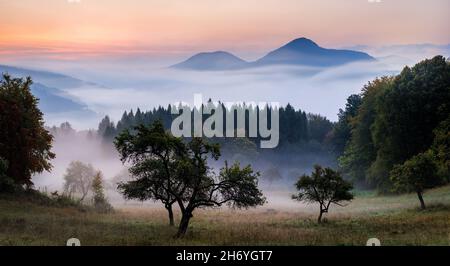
[[63, 161, 97, 202], [293, 165, 353, 223], [92, 171, 113, 213], [0, 74, 55, 190], [116, 121, 186, 226], [115, 120, 266, 237], [338, 56, 450, 192], [390, 152, 443, 209]]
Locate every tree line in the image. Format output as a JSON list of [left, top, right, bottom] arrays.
[[97, 103, 333, 149], [327, 56, 450, 206]]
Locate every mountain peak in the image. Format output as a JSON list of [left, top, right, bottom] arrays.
[[256, 37, 374, 67], [171, 51, 248, 70], [282, 37, 320, 50], [172, 37, 375, 70]]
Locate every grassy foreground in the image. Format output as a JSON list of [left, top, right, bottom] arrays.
[[0, 186, 449, 246]]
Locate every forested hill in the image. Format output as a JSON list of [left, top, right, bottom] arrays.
[[96, 104, 335, 152], [328, 55, 450, 191]]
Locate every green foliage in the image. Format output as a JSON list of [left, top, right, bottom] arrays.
[[98, 115, 116, 140], [338, 56, 450, 193], [63, 161, 97, 202], [327, 94, 362, 156], [370, 56, 450, 191], [390, 152, 443, 209], [390, 152, 442, 193], [307, 114, 333, 143], [99, 103, 332, 149], [215, 137, 259, 161], [116, 120, 184, 225], [279, 103, 309, 144], [0, 73, 55, 189], [115, 120, 265, 237], [293, 165, 353, 223], [91, 171, 113, 213], [339, 77, 392, 188], [431, 116, 450, 181], [218, 162, 266, 208]]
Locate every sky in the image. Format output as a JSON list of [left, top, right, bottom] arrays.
[[0, 0, 449, 60], [0, 0, 449, 129]]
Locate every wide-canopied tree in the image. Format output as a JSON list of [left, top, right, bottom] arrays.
[[115, 120, 266, 237], [293, 165, 353, 223]]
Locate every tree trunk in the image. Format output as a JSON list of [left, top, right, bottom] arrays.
[[176, 211, 193, 238], [78, 192, 87, 203], [166, 204, 175, 226], [417, 191, 426, 209], [318, 210, 323, 223]]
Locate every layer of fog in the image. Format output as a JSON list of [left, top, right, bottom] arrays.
[[22, 43, 449, 209], [64, 60, 395, 123], [32, 127, 331, 209], [3, 43, 448, 130]]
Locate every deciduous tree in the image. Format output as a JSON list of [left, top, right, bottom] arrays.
[[0, 74, 55, 189], [116, 121, 186, 226], [293, 165, 353, 223], [115, 121, 266, 237], [390, 152, 443, 209], [63, 161, 96, 202]]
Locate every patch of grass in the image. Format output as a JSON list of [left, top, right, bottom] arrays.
[[0, 189, 90, 210], [0, 186, 449, 245]]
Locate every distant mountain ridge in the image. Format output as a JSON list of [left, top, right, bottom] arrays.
[[0, 64, 92, 114], [172, 51, 248, 70], [0, 64, 85, 89], [172, 37, 375, 71], [255, 38, 374, 67]]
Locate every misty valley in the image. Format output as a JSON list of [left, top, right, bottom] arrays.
[[1, 38, 449, 246]]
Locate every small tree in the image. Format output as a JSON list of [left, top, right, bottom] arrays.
[[92, 171, 113, 213], [293, 165, 353, 223], [390, 152, 443, 209], [63, 161, 96, 202]]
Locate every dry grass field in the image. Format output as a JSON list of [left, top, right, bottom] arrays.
[[0, 186, 449, 246]]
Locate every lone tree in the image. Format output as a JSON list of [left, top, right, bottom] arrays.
[[116, 122, 186, 226], [173, 138, 265, 237], [0, 74, 55, 190], [390, 152, 443, 209], [63, 161, 96, 202], [115, 121, 266, 237], [92, 171, 113, 213], [293, 165, 353, 223]]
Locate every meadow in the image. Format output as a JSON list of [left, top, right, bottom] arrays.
[[0, 186, 449, 246]]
